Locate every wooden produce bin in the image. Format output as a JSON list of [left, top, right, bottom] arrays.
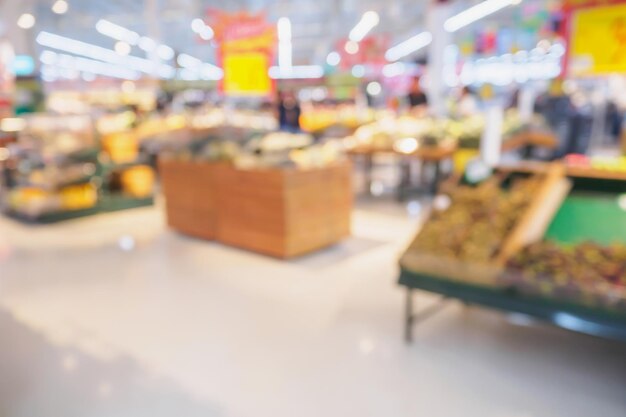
[[159, 158, 219, 240], [214, 162, 352, 258], [400, 164, 571, 285]]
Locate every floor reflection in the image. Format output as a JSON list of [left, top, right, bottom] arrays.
[[0, 309, 219, 417]]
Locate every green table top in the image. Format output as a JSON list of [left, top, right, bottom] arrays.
[[545, 193, 626, 245]]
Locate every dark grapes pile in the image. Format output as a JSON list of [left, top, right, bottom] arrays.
[[505, 241, 626, 310]]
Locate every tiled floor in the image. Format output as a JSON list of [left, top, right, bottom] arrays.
[[0, 200, 625, 417]]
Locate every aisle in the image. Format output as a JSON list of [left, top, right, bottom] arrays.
[[0, 203, 625, 417]]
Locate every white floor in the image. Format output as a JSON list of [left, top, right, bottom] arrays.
[[0, 200, 625, 417]]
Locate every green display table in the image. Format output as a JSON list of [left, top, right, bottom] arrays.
[[399, 172, 626, 343]]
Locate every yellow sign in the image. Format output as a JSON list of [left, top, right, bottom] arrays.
[[222, 53, 272, 96], [570, 3, 626, 76]]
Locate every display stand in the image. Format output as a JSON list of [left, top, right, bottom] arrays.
[[159, 159, 353, 258], [398, 165, 626, 343]]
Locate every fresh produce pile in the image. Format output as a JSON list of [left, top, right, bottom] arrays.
[[504, 241, 626, 311], [565, 154, 626, 175], [408, 176, 542, 262], [165, 131, 345, 170], [345, 110, 532, 152]]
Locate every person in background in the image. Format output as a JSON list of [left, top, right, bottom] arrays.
[[534, 79, 575, 159], [457, 86, 478, 117], [277, 91, 302, 133], [605, 100, 623, 144], [407, 77, 428, 115]]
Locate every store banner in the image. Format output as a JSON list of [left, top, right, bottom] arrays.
[[336, 35, 389, 69], [208, 10, 276, 97], [0, 40, 15, 118], [567, 1, 626, 76], [563, 0, 626, 9]]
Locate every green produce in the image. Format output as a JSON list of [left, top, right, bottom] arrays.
[[408, 176, 542, 262]]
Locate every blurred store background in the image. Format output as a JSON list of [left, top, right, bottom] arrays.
[[0, 0, 625, 416]]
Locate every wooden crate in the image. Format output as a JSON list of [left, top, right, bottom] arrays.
[[159, 158, 353, 258], [158, 158, 219, 240], [214, 162, 353, 258], [400, 164, 570, 281]]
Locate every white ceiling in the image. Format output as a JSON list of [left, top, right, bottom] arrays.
[[4, 0, 432, 65]]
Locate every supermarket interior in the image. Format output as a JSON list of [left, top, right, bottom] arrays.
[[0, 0, 626, 416]]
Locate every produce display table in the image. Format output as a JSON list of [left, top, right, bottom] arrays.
[[348, 131, 558, 199], [399, 166, 626, 343], [347, 144, 456, 199], [159, 158, 353, 258], [502, 130, 558, 156]]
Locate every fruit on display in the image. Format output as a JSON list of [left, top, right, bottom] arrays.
[[120, 165, 155, 198], [565, 154, 626, 174], [408, 176, 542, 263], [164, 130, 345, 170], [96, 111, 137, 135], [60, 183, 98, 210], [102, 131, 140, 163], [7, 187, 58, 217], [8, 182, 98, 216], [189, 108, 277, 131], [235, 132, 344, 169], [135, 114, 187, 140], [504, 241, 626, 311], [344, 110, 528, 152], [300, 105, 378, 133]]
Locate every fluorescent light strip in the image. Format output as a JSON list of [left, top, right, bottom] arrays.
[[96, 19, 140, 45], [40, 50, 140, 79], [385, 31, 432, 62], [36, 31, 175, 77], [269, 65, 324, 79], [277, 17, 292, 70], [444, 0, 520, 33], [277, 17, 291, 43], [177, 53, 223, 80], [97, 19, 175, 61], [349, 11, 380, 42]]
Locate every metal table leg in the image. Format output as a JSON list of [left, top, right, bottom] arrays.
[[364, 154, 373, 196], [404, 289, 450, 344], [405, 288, 414, 343]]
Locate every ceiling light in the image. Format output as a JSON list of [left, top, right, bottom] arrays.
[[138, 36, 156, 52], [277, 17, 291, 43], [17, 14, 36, 29], [121, 80, 136, 93], [269, 65, 324, 79], [177, 53, 202, 69], [349, 11, 380, 42], [96, 19, 140, 45], [52, 0, 69, 14], [39, 50, 139, 80], [385, 31, 432, 61], [277, 17, 292, 69], [191, 18, 214, 41], [326, 52, 341, 66], [115, 41, 131, 56], [36, 31, 166, 75], [199, 26, 214, 40], [382, 62, 406, 77], [0, 118, 26, 132], [345, 41, 359, 55], [366, 81, 382, 96], [351, 65, 365, 78], [157, 44, 175, 60], [444, 0, 521, 33], [191, 18, 205, 33], [40, 50, 57, 65], [176, 54, 222, 80]]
